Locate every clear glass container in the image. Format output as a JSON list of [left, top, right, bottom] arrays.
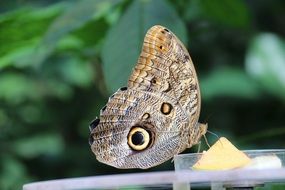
[[173, 149, 285, 190], [174, 149, 285, 171]]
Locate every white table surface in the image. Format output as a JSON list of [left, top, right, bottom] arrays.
[[23, 168, 285, 190]]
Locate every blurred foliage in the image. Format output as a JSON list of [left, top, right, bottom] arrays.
[[0, 0, 285, 190]]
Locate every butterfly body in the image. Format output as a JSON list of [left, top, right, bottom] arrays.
[[89, 25, 207, 169]]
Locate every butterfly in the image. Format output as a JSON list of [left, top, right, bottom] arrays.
[[89, 25, 207, 169]]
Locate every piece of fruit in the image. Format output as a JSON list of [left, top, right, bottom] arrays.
[[192, 137, 251, 170]]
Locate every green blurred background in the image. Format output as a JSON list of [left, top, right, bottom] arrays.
[[1, 0, 285, 189]]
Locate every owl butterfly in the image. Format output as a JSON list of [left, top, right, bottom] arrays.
[[89, 25, 207, 169]]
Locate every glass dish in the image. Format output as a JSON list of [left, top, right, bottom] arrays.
[[174, 149, 285, 171]]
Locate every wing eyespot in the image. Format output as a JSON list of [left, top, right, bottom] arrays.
[[142, 113, 150, 120], [127, 127, 151, 151], [160, 102, 173, 115], [151, 77, 157, 84]]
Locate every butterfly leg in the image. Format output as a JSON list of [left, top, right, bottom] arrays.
[[187, 123, 208, 148]]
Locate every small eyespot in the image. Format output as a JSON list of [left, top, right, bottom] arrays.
[[89, 134, 94, 145], [142, 113, 150, 120], [160, 102, 173, 115], [120, 87, 127, 91], [159, 45, 163, 50], [161, 30, 165, 34], [151, 78, 157, 84], [89, 118, 100, 131], [127, 127, 151, 151]]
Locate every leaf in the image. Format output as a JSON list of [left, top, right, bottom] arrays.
[[0, 109, 9, 138], [0, 4, 64, 54], [59, 57, 94, 88], [57, 35, 84, 51], [0, 73, 73, 104], [70, 19, 109, 49], [0, 42, 37, 69], [186, 0, 250, 28], [0, 73, 40, 104], [102, 0, 187, 92], [200, 67, 260, 101], [18, 105, 42, 124], [12, 134, 64, 158], [34, 0, 121, 65], [245, 33, 285, 100], [0, 4, 64, 69], [44, 79, 73, 100], [0, 156, 30, 190]]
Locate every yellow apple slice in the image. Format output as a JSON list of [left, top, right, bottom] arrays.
[[192, 137, 251, 170]]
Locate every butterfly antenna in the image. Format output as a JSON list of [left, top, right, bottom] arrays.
[[197, 141, 201, 153], [207, 129, 220, 140], [206, 130, 222, 147], [203, 134, 211, 148]]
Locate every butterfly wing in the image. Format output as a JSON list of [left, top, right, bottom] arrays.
[[128, 25, 201, 123], [90, 25, 206, 169]]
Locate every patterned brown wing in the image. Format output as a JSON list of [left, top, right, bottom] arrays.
[[90, 87, 186, 169], [89, 25, 207, 169], [128, 25, 203, 140]]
